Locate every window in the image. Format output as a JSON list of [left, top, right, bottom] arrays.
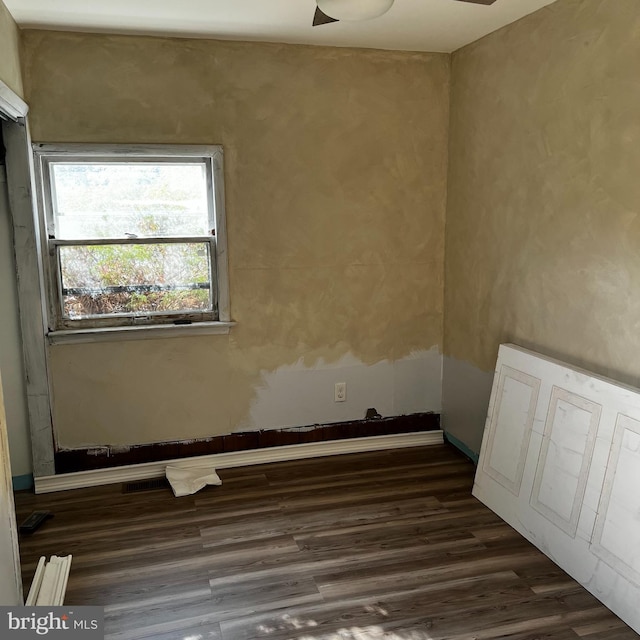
[[33, 144, 230, 336]]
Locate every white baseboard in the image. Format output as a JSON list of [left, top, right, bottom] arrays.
[[34, 431, 444, 494]]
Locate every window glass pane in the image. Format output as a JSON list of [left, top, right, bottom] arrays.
[[51, 162, 210, 239], [59, 243, 212, 319]]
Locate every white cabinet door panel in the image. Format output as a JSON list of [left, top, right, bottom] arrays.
[[530, 387, 601, 537], [481, 365, 540, 496], [592, 414, 640, 586]]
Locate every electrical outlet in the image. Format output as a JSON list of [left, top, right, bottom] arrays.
[[334, 382, 346, 402]]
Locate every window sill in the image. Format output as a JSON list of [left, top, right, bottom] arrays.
[[47, 321, 236, 345]]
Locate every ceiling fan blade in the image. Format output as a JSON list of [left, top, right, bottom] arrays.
[[313, 6, 339, 26], [454, 0, 498, 4]]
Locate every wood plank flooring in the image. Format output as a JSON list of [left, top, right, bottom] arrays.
[[14, 444, 639, 640]]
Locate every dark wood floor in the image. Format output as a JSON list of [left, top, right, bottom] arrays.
[[15, 445, 639, 640]]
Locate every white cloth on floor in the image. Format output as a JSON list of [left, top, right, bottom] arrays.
[[165, 465, 222, 497]]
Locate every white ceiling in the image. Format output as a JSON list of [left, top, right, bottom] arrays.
[[5, 0, 557, 53]]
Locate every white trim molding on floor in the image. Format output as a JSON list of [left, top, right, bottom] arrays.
[[34, 431, 444, 494]]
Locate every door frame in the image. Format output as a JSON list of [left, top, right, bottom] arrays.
[[0, 369, 23, 604], [1, 79, 56, 479]]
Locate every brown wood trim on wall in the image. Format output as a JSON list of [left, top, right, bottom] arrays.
[[54, 412, 440, 474]]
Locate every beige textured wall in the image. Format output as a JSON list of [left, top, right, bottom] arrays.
[[0, 0, 22, 96], [444, 0, 640, 448], [20, 31, 449, 447]]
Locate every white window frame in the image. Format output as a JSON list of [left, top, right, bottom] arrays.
[[32, 144, 232, 343]]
